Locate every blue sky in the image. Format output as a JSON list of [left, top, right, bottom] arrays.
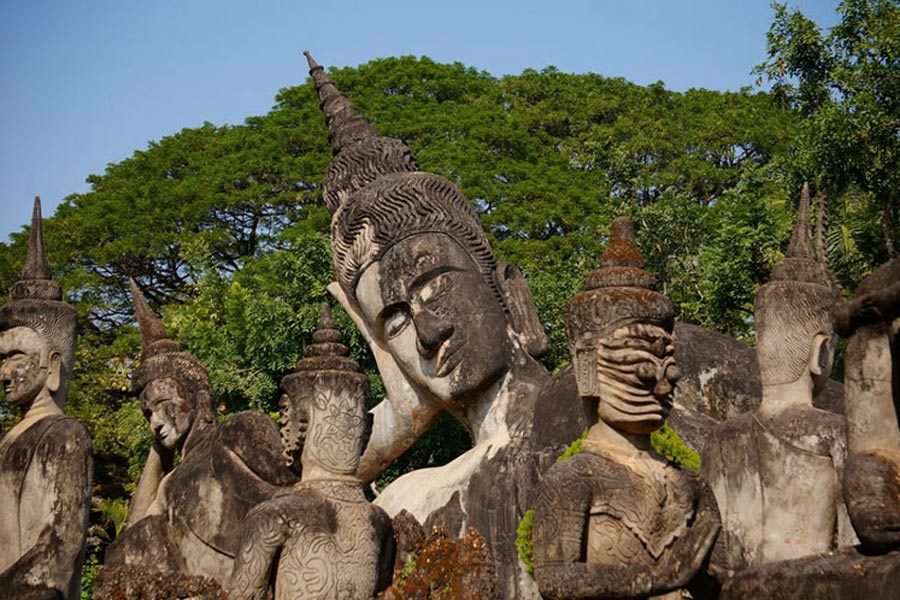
[[0, 0, 840, 242]]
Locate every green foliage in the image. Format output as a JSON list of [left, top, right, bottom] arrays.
[[93, 498, 130, 543], [80, 553, 100, 600], [755, 0, 900, 265], [516, 509, 535, 575], [651, 424, 701, 471], [556, 429, 588, 463]]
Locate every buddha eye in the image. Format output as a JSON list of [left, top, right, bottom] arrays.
[[383, 306, 411, 339]]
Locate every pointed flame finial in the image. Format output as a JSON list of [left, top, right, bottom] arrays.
[[22, 196, 52, 280], [130, 278, 180, 359], [786, 182, 815, 260]]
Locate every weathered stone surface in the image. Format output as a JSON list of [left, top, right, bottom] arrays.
[[379, 516, 499, 600], [702, 185, 857, 571], [103, 282, 297, 589], [533, 217, 719, 600], [228, 305, 394, 600], [307, 51, 585, 598], [92, 565, 227, 600], [0, 198, 92, 600], [839, 258, 900, 551], [719, 547, 900, 600]]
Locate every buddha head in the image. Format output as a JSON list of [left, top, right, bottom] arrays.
[[281, 304, 370, 477], [0, 198, 76, 411], [565, 217, 678, 435], [306, 51, 546, 407], [130, 279, 214, 451], [755, 184, 839, 396]]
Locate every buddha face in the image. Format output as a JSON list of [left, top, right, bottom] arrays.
[[356, 233, 511, 405], [585, 323, 680, 435], [0, 326, 54, 408], [140, 377, 194, 450]]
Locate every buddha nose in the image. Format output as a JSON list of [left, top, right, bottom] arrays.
[[414, 310, 453, 359]]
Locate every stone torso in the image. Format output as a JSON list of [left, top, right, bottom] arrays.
[[703, 406, 855, 569], [0, 414, 92, 599], [276, 482, 387, 600]]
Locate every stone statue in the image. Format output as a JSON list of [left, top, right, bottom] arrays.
[[229, 304, 394, 600], [305, 51, 586, 598], [835, 257, 900, 550], [532, 217, 720, 600], [101, 280, 298, 589], [0, 198, 92, 600], [701, 184, 857, 571]]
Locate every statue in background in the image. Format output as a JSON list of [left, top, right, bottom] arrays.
[[835, 257, 900, 550], [101, 280, 297, 589], [533, 217, 719, 600], [701, 184, 857, 571], [229, 304, 393, 600], [0, 198, 92, 600], [305, 51, 586, 598]]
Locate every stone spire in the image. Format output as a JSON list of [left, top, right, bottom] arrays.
[[292, 302, 360, 373], [129, 278, 180, 360], [772, 182, 832, 286], [305, 51, 419, 214], [10, 197, 61, 301], [304, 50, 379, 156]]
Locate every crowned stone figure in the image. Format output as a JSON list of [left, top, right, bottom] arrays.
[[0, 198, 92, 600], [229, 304, 394, 600], [701, 185, 858, 572], [533, 217, 720, 600], [305, 51, 587, 598], [100, 280, 297, 591]]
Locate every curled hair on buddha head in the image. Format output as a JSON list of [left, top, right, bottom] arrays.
[[756, 183, 838, 386], [0, 198, 77, 404], [129, 278, 215, 424], [305, 51, 507, 314]]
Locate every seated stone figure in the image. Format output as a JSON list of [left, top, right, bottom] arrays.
[[533, 217, 720, 600], [103, 280, 298, 588], [701, 185, 857, 571], [835, 258, 900, 550], [229, 305, 394, 600], [0, 198, 92, 600], [305, 51, 586, 598]]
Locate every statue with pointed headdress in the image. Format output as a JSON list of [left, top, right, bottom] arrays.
[[305, 51, 587, 598], [0, 198, 92, 600], [228, 304, 394, 600], [701, 184, 858, 573], [532, 217, 720, 600], [100, 280, 298, 592]]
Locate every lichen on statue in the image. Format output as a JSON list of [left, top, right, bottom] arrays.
[[0, 197, 92, 600], [305, 51, 586, 598], [101, 280, 298, 591], [532, 217, 720, 600], [701, 184, 858, 572], [229, 304, 394, 600]]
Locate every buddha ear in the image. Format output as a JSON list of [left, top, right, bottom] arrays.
[[327, 282, 379, 348], [195, 388, 215, 424], [808, 332, 832, 377], [46, 351, 61, 394], [496, 263, 548, 358]]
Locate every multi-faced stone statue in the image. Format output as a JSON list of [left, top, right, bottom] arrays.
[[305, 51, 586, 598], [101, 280, 298, 589], [835, 257, 900, 551], [0, 198, 92, 600], [228, 304, 394, 600], [701, 185, 857, 571], [533, 217, 720, 600]]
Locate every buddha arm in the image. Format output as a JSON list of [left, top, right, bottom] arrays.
[[1, 419, 92, 598], [229, 499, 292, 600], [126, 445, 171, 527]]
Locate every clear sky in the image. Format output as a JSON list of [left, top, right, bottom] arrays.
[[0, 0, 841, 242]]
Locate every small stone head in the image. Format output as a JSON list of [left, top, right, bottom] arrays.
[[565, 217, 679, 435], [0, 198, 76, 410], [130, 279, 214, 450], [281, 304, 370, 477], [756, 184, 838, 393], [305, 51, 546, 406]]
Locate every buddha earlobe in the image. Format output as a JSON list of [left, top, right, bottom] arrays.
[[497, 263, 548, 359]]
